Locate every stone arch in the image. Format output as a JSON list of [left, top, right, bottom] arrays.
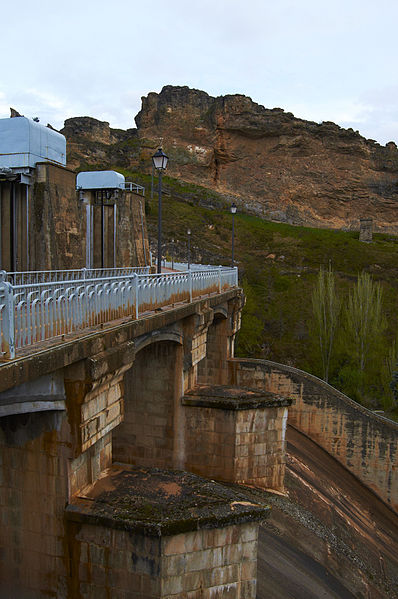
[[198, 310, 229, 385], [112, 338, 184, 469], [133, 330, 183, 354]]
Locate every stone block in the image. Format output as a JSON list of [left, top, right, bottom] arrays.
[[240, 578, 257, 598], [161, 574, 184, 596], [241, 559, 257, 580], [183, 531, 204, 553], [163, 533, 186, 556], [203, 582, 238, 598]]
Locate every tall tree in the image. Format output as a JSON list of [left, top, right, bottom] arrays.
[[311, 267, 341, 382], [345, 272, 384, 373]]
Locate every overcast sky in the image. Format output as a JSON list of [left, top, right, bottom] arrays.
[[1, 0, 398, 145]]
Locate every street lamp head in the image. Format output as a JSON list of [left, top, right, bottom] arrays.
[[187, 228, 191, 235], [230, 202, 237, 214], [152, 148, 169, 171]]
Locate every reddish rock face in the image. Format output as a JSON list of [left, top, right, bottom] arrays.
[[63, 85, 398, 233]]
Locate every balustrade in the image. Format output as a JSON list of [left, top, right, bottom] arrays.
[[0, 265, 238, 360]]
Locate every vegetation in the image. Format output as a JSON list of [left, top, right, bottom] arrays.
[[345, 272, 385, 374], [119, 168, 398, 420], [311, 267, 341, 383]]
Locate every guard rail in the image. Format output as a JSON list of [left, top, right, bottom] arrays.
[[0, 266, 238, 360]]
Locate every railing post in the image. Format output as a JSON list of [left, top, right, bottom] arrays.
[[134, 274, 139, 319], [188, 270, 193, 302], [218, 266, 222, 293], [0, 281, 15, 360]]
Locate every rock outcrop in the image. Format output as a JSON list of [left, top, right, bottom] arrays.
[[62, 86, 398, 233]]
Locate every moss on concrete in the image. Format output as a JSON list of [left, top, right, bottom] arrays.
[[182, 384, 293, 410], [65, 464, 270, 536]]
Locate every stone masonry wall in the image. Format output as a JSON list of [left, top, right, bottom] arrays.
[[117, 191, 150, 268], [69, 433, 112, 497], [66, 521, 258, 599], [161, 524, 258, 598], [198, 315, 229, 385], [67, 522, 162, 598], [33, 163, 86, 271], [0, 411, 71, 599], [113, 341, 183, 469], [9, 162, 150, 272], [234, 408, 287, 489], [79, 373, 125, 454], [184, 407, 236, 481], [184, 405, 287, 490], [229, 358, 398, 513]]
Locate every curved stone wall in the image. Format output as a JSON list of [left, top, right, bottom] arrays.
[[228, 358, 398, 513]]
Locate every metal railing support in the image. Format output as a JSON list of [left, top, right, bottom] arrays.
[[0, 264, 238, 361], [134, 274, 139, 319], [188, 270, 193, 302], [0, 282, 16, 360]]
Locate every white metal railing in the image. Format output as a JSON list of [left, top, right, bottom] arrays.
[[1, 267, 150, 286], [0, 265, 238, 360], [164, 261, 238, 273], [124, 182, 145, 195]]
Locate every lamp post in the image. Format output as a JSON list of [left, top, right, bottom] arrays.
[[187, 229, 191, 269], [152, 148, 169, 273], [230, 202, 237, 267], [171, 238, 175, 270]]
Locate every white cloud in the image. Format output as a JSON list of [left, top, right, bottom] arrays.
[[1, 0, 398, 144]]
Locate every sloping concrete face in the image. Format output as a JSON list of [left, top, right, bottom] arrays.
[[229, 357, 398, 514], [257, 425, 398, 599]]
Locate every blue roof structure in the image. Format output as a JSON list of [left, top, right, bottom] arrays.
[[76, 170, 125, 190], [0, 117, 66, 169]]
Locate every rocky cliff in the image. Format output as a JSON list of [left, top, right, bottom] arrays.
[[61, 86, 398, 233]]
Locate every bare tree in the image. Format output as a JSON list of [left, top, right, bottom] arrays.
[[311, 267, 341, 382], [345, 272, 384, 373]]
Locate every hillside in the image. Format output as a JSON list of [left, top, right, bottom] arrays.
[[142, 172, 398, 419], [62, 85, 398, 233]]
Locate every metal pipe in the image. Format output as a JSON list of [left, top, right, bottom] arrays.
[[140, 198, 147, 266], [232, 212, 235, 268], [157, 170, 162, 274], [11, 182, 17, 272], [101, 192, 105, 269], [113, 203, 117, 268], [86, 203, 91, 268], [0, 183, 2, 269], [25, 184, 29, 271], [90, 198, 94, 268]]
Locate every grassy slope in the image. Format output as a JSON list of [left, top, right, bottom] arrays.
[[114, 168, 398, 418]]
